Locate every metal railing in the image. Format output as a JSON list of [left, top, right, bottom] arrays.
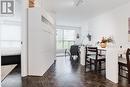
[[56, 40, 75, 49]]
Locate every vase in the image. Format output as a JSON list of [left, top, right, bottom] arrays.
[[100, 43, 107, 48]]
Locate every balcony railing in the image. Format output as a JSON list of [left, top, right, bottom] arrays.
[[56, 40, 75, 49]]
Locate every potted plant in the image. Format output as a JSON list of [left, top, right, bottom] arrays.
[[97, 37, 113, 48]]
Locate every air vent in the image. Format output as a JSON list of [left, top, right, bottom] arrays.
[[41, 15, 51, 25]]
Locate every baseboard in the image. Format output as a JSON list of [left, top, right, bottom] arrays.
[[25, 60, 56, 77]]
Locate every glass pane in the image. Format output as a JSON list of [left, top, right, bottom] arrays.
[[56, 40, 63, 49], [56, 29, 64, 49], [56, 29, 63, 40], [56, 29, 76, 49], [64, 30, 75, 40], [64, 41, 75, 49]]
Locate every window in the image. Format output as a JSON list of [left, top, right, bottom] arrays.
[[56, 29, 64, 49], [56, 29, 76, 49], [1, 22, 21, 48], [64, 30, 75, 49]]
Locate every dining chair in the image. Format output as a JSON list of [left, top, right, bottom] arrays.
[[118, 48, 130, 83], [69, 45, 80, 59], [85, 47, 105, 72]]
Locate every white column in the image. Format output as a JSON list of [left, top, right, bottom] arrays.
[[0, 22, 1, 84], [80, 46, 86, 65], [21, 0, 28, 77], [106, 48, 119, 83]]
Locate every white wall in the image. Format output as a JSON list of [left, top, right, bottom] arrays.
[[86, 2, 130, 48], [0, 21, 1, 83], [81, 23, 89, 45], [83, 2, 130, 83], [28, 7, 56, 76], [21, 0, 28, 77]]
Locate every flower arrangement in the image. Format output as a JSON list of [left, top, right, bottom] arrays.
[[97, 37, 113, 44], [97, 36, 113, 48]]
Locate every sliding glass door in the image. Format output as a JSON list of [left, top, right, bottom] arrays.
[[56, 29, 75, 50], [63, 30, 75, 49], [56, 29, 64, 49]]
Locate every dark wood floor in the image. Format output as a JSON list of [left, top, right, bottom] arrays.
[[2, 56, 130, 87]]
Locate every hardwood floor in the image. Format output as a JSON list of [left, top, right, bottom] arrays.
[[22, 56, 130, 87], [2, 56, 130, 87]]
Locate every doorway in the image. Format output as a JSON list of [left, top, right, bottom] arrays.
[[0, 0, 28, 86]]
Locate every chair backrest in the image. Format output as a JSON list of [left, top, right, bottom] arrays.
[[126, 48, 130, 81], [126, 48, 130, 67], [70, 45, 79, 56], [86, 47, 98, 60]]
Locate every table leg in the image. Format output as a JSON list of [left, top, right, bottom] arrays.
[[128, 67, 130, 84]]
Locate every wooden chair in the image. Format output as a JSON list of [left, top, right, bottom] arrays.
[[118, 48, 130, 83], [85, 47, 105, 72]]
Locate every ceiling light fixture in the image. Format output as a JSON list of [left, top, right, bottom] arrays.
[[73, 0, 84, 7]]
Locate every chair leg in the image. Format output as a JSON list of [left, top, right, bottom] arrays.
[[65, 49, 67, 57], [95, 61, 97, 72], [99, 61, 101, 72], [85, 59, 86, 72], [128, 73, 130, 84], [70, 56, 72, 60], [118, 64, 120, 76], [90, 59, 92, 70], [128, 69, 130, 84]]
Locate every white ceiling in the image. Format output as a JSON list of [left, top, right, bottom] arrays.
[[46, 0, 130, 26]]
